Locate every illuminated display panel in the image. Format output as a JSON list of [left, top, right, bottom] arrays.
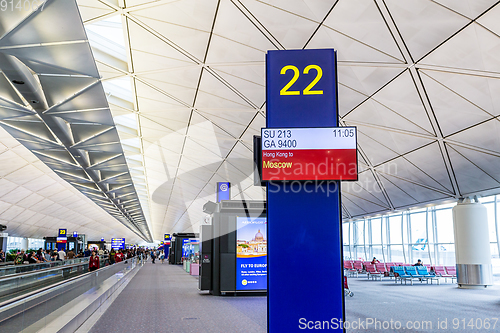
[[261, 127, 357, 181]]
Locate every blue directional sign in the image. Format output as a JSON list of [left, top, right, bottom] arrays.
[[216, 182, 230, 202], [111, 238, 125, 250]]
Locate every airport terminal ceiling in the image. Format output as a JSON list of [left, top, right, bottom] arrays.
[[1, 0, 500, 242]]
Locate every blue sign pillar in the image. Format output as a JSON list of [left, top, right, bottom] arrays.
[[266, 49, 344, 332]]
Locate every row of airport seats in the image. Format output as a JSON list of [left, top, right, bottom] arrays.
[[343, 260, 457, 285], [391, 265, 457, 285]]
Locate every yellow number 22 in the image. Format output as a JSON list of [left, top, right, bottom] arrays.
[[279, 64, 324, 96]]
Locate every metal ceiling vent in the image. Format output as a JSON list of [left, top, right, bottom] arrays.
[[0, 0, 152, 242]]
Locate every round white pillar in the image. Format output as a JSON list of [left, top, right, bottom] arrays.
[[452, 197, 493, 288], [21, 237, 29, 251]]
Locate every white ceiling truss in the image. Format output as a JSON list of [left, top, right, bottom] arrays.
[[2, 0, 500, 241]]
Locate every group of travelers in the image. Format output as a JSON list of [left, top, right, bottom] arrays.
[[14, 248, 63, 264], [10, 246, 167, 270], [13, 247, 99, 265], [148, 249, 166, 264]]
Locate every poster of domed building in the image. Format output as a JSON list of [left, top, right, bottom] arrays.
[[236, 217, 267, 291]]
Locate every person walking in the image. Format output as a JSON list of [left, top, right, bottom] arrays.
[[15, 250, 25, 265], [109, 248, 116, 264], [160, 250, 165, 264], [151, 249, 156, 264], [89, 251, 100, 272], [58, 248, 66, 261]]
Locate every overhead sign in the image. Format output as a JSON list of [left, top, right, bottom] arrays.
[[216, 182, 230, 202], [57, 229, 67, 243], [261, 127, 357, 181], [111, 238, 125, 250], [164, 234, 171, 245]]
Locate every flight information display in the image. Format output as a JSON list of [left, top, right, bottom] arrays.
[[261, 127, 358, 181], [111, 238, 125, 250]]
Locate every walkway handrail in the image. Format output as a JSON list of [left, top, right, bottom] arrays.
[[0, 257, 90, 277], [0, 261, 89, 283], [0, 256, 139, 309]]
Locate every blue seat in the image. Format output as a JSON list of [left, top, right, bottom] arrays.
[[405, 266, 418, 276], [392, 266, 421, 285], [416, 266, 432, 277], [415, 266, 441, 284]]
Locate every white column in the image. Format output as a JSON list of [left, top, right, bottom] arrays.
[[21, 237, 29, 251], [453, 197, 493, 288]]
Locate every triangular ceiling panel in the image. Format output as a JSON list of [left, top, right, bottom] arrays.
[[307, 24, 403, 63], [375, 150, 453, 195], [206, 0, 276, 64], [130, 0, 219, 62], [0, 73, 24, 105], [446, 143, 500, 195], [401, 142, 455, 193], [76, 0, 117, 23], [45, 83, 109, 115], [420, 69, 500, 119], [420, 23, 500, 74], [3, 43, 100, 78], [368, 70, 435, 135], [352, 124, 435, 164], [378, 171, 450, 207], [195, 110, 249, 139], [448, 143, 500, 189], [420, 71, 493, 136], [127, 18, 197, 73], [337, 65, 405, 99], [376, 173, 419, 208], [39, 76, 98, 108], [0, 0, 86, 47], [239, 0, 321, 49], [209, 64, 265, 107], [324, 0, 404, 62], [344, 92, 434, 136], [385, 0, 470, 61], [342, 170, 390, 209], [434, 0, 498, 20], [138, 66, 202, 107], [447, 119, 500, 154], [195, 69, 255, 110]]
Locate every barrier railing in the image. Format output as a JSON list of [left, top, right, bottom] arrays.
[[0, 256, 141, 332], [0, 257, 90, 277]]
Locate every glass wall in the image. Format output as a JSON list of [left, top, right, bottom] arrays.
[[343, 195, 500, 282], [6, 237, 45, 251], [6, 237, 24, 251]]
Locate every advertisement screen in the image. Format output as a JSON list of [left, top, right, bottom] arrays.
[[236, 217, 267, 291]]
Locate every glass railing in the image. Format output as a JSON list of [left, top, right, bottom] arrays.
[[0, 257, 90, 277], [0, 256, 112, 302], [0, 256, 141, 333]]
